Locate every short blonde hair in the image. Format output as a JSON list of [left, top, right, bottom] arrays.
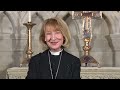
[[39, 17, 71, 50]]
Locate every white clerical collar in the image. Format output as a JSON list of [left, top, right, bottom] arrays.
[[49, 49, 63, 55]]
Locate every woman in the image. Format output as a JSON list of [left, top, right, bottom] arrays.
[[26, 17, 81, 79]]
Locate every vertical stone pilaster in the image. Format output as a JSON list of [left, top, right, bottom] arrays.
[[110, 34, 120, 67]]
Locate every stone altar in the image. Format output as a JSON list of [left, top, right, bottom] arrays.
[[6, 67, 120, 79]]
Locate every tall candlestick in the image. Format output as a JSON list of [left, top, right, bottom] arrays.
[[71, 11, 101, 67], [28, 11, 31, 22], [21, 22, 36, 66]]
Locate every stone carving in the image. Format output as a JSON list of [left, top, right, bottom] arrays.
[[1, 11, 120, 79], [6, 67, 120, 79]]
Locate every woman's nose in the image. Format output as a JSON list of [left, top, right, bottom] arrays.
[[51, 33, 56, 40]]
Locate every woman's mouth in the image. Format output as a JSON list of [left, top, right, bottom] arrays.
[[50, 42, 58, 45]]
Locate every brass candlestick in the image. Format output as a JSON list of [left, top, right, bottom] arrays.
[[20, 22, 36, 66], [72, 11, 102, 67]]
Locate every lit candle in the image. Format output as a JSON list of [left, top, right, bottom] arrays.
[[82, 18, 85, 39], [86, 17, 88, 30], [28, 11, 31, 22], [89, 18, 91, 28], [89, 18, 92, 39], [100, 11, 102, 18], [72, 11, 74, 19], [82, 18, 85, 29]]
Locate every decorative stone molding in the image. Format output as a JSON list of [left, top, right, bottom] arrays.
[[6, 67, 28, 79], [81, 67, 120, 79], [6, 67, 120, 79], [110, 34, 120, 51]]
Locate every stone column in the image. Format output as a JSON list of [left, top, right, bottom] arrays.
[[109, 34, 120, 67]]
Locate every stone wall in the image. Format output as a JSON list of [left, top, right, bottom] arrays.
[[0, 11, 120, 78]]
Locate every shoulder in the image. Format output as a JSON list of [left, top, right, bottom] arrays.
[[29, 49, 48, 63], [63, 50, 80, 64], [63, 50, 79, 60]]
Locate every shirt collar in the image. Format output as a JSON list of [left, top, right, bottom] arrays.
[[49, 49, 63, 55]]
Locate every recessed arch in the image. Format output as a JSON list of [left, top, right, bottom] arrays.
[[102, 11, 120, 34]]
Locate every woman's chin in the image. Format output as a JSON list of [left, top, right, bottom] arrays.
[[50, 46, 61, 51]]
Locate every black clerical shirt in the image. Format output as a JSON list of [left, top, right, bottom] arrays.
[[26, 49, 81, 79], [49, 52, 61, 79]]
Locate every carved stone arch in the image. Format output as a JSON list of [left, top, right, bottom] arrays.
[[3, 11, 22, 67], [0, 11, 20, 74], [107, 11, 117, 34], [21, 11, 37, 23], [0, 11, 4, 15], [102, 11, 120, 34], [111, 11, 120, 34], [92, 11, 116, 67], [0, 11, 15, 33], [37, 11, 52, 20], [56, 11, 69, 19], [71, 19, 83, 58], [100, 11, 112, 34], [4, 11, 17, 34], [35, 11, 44, 21], [58, 12, 81, 58], [31, 11, 45, 35], [37, 11, 69, 20], [101, 11, 120, 66], [61, 12, 81, 38], [37, 11, 51, 20]]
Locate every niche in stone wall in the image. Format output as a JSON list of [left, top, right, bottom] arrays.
[[63, 13, 82, 58], [89, 13, 112, 67], [0, 12, 14, 78], [61, 12, 113, 67]]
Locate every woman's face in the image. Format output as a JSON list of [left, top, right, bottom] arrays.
[[44, 25, 64, 52]]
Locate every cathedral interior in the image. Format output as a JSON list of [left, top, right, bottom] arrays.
[[0, 11, 120, 79]]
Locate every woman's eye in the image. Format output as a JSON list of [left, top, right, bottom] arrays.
[[55, 31, 61, 34], [46, 32, 51, 35]]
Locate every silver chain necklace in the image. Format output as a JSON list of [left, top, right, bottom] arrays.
[[48, 50, 62, 79]]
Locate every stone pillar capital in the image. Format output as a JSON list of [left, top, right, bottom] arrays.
[[109, 34, 120, 51]]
